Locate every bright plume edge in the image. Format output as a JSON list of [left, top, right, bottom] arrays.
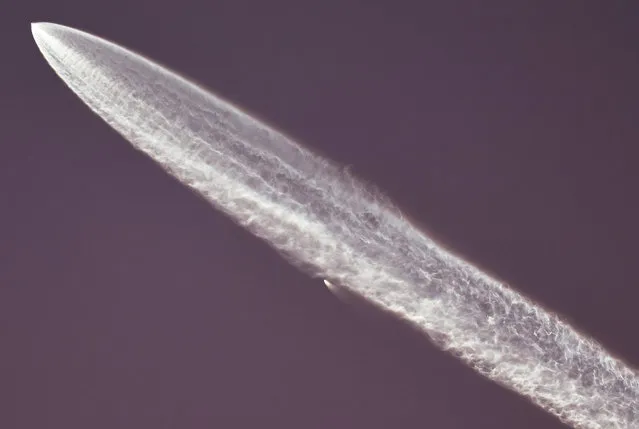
[[31, 22, 638, 429]]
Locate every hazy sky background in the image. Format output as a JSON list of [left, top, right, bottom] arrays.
[[2, 2, 638, 428]]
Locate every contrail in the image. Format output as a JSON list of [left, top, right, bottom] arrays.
[[31, 22, 638, 429]]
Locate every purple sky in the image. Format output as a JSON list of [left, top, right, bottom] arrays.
[[2, 2, 638, 428]]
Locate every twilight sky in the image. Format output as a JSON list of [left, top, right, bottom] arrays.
[[2, 2, 638, 428]]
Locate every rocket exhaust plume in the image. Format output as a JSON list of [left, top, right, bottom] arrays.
[[31, 22, 637, 429]]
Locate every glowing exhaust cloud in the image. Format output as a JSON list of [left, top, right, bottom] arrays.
[[31, 22, 637, 429]]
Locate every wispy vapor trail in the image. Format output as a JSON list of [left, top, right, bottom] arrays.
[[31, 22, 638, 429]]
